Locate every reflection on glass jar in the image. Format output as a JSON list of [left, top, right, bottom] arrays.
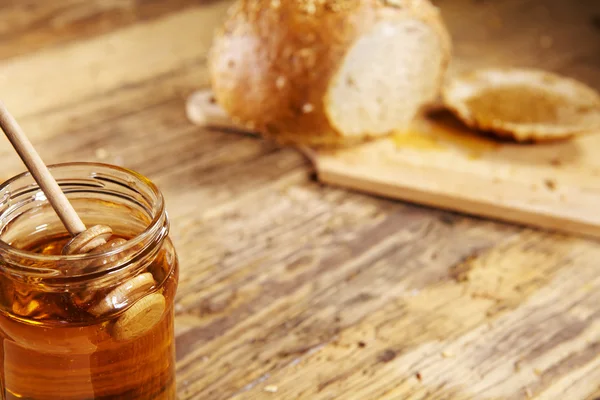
[[0, 163, 178, 400]]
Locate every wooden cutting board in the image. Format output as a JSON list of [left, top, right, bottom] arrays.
[[187, 89, 600, 239], [314, 110, 600, 239]]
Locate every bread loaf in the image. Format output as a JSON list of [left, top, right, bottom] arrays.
[[208, 0, 451, 147]]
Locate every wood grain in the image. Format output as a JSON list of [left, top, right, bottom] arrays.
[[0, 0, 222, 61], [0, 102, 86, 235], [0, 1, 598, 399], [231, 231, 600, 399], [315, 115, 600, 240], [186, 88, 600, 240]]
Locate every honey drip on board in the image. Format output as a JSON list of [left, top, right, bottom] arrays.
[[393, 110, 500, 159], [393, 129, 443, 150]]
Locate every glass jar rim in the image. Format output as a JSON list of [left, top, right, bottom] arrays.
[[0, 162, 166, 264]]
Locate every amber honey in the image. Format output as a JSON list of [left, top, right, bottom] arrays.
[[0, 233, 178, 400], [0, 163, 179, 399], [394, 110, 500, 159]]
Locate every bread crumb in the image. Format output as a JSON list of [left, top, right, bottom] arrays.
[[325, 1, 351, 12], [270, 0, 280, 8], [264, 385, 278, 393], [378, 349, 397, 363], [415, 372, 422, 381], [276, 76, 286, 89], [544, 179, 556, 191], [382, 23, 397, 37], [95, 148, 108, 160], [514, 360, 523, 372], [302, 103, 315, 113], [298, 48, 316, 67], [384, 0, 404, 8], [303, 2, 316, 14], [441, 350, 455, 358]]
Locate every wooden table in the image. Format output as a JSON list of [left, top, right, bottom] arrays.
[[0, 1, 599, 399]]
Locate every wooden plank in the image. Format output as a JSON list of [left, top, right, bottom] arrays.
[[227, 231, 600, 399], [172, 1, 600, 397], [173, 184, 518, 399], [171, 188, 600, 400], [0, 2, 231, 121], [0, 1, 232, 181], [0, 0, 598, 399], [0, 0, 228, 61], [0, 63, 199, 179], [586, 386, 600, 400]]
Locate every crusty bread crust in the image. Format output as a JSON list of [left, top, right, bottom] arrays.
[[209, 0, 451, 148]]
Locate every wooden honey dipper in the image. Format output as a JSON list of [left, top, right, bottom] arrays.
[[0, 102, 165, 340]]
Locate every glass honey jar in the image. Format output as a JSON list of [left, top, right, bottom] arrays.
[[0, 162, 178, 399]]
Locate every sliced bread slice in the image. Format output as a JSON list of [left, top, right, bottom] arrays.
[[443, 68, 600, 142]]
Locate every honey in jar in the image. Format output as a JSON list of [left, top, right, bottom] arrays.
[[0, 163, 179, 400]]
